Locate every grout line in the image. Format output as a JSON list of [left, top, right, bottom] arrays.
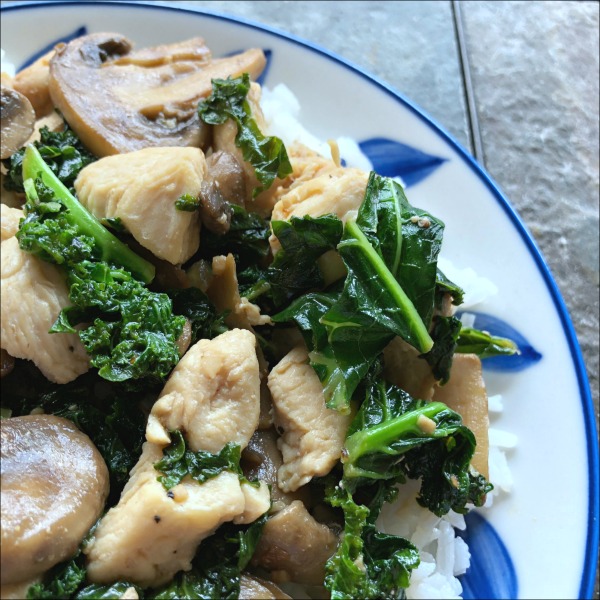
[[451, 0, 485, 164]]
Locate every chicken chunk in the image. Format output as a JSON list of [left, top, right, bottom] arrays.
[[433, 353, 490, 479], [74, 147, 207, 265], [270, 166, 368, 224], [0, 205, 22, 242], [86, 329, 270, 587], [0, 237, 89, 383], [206, 254, 271, 330], [146, 329, 260, 453], [85, 443, 267, 587], [251, 500, 338, 586], [267, 345, 353, 492]]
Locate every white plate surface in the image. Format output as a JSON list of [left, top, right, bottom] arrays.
[[1, 2, 597, 599]]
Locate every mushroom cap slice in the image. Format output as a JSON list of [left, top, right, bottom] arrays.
[[0, 86, 35, 159], [48, 33, 266, 157], [0, 415, 109, 585]]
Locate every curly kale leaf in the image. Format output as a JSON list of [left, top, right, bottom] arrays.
[[52, 261, 185, 384], [75, 583, 143, 599], [154, 430, 244, 490], [198, 74, 292, 196], [4, 123, 97, 193], [324, 485, 420, 600], [421, 315, 463, 384], [342, 367, 492, 515]]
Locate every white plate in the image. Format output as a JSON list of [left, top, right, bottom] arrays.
[[1, 2, 597, 598]]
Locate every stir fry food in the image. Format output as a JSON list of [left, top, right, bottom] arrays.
[[0, 33, 518, 600]]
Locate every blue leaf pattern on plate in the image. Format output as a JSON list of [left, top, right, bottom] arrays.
[[457, 311, 542, 371], [358, 137, 447, 186], [458, 512, 518, 599], [18, 26, 88, 71]]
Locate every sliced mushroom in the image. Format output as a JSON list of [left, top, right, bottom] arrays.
[[0, 86, 36, 159], [0, 415, 109, 585], [251, 500, 339, 586], [197, 179, 233, 235], [49, 33, 266, 157], [206, 150, 247, 207]]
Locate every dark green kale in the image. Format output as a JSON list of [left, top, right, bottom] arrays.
[[274, 173, 442, 412], [52, 261, 185, 384], [435, 268, 465, 308], [266, 214, 343, 307], [421, 315, 463, 384], [154, 430, 244, 490], [199, 204, 271, 270], [167, 287, 228, 344], [198, 74, 292, 196], [324, 484, 420, 599], [3, 123, 97, 193], [342, 366, 492, 515]]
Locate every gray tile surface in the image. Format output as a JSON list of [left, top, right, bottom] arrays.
[[460, 0, 599, 424]]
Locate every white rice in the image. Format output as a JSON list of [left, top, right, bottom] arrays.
[[260, 83, 516, 599], [1, 48, 16, 77]]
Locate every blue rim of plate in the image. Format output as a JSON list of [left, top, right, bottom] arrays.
[[2, 1, 598, 597]]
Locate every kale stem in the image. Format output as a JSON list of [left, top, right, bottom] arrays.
[[341, 220, 433, 352], [343, 401, 447, 479], [22, 145, 155, 283]]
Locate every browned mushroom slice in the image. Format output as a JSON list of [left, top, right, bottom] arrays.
[[206, 150, 247, 207], [197, 179, 233, 234], [0, 415, 109, 585], [48, 33, 266, 157], [251, 500, 339, 586], [0, 86, 36, 159]]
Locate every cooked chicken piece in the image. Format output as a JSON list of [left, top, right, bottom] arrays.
[[12, 50, 54, 117], [146, 328, 260, 453], [119, 588, 139, 600], [433, 353, 489, 479], [0, 204, 22, 242], [74, 147, 206, 265], [271, 142, 340, 202], [251, 500, 338, 585], [383, 336, 437, 401], [85, 443, 268, 587], [271, 166, 368, 224], [239, 574, 291, 599], [1, 415, 108, 584], [269, 167, 368, 254], [87, 329, 270, 587], [0, 237, 89, 383], [267, 345, 353, 492], [206, 254, 271, 330]]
